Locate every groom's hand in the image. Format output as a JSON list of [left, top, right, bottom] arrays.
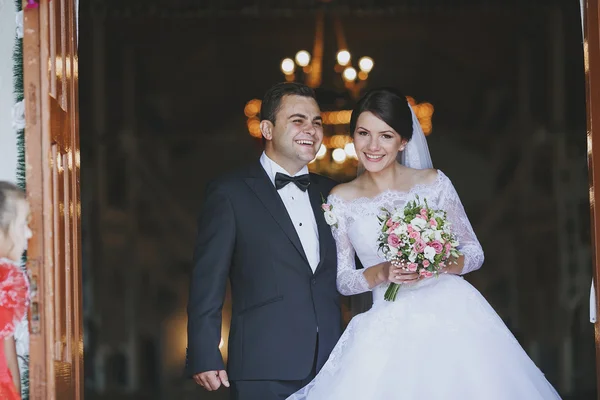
[[193, 370, 230, 391]]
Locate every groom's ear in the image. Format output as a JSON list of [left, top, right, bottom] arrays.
[[260, 120, 274, 141]]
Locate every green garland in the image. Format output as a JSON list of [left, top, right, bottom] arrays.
[[13, 2, 29, 399], [13, 0, 25, 191], [18, 355, 28, 400]]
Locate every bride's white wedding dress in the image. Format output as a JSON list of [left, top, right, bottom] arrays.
[[288, 170, 561, 400]]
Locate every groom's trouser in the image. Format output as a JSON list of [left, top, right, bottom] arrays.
[[230, 339, 318, 400]]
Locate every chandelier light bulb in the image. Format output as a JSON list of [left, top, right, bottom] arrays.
[[337, 50, 351, 66], [316, 144, 327, 159], [295, 50, 311, 67], [332, 148, 347, 163], [343, 67, 357, 82], [358, 57, 374, 73], [344, 143, 357, 159], [281, 58, 295, 75]]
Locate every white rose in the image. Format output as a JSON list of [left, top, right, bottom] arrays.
[[12, 100, 25, 130], [434, 230, 443, 241], [391, 212, 403, 222], [324, 211, 337, 226], [424, 246, 436, 262], [388, 246, 399, 256], [410, 217, 427, 231], [393, 223, 408, 236], [422, 228, 435, 241], [408, 251, 417, 263], [16, 11, 23, 39]]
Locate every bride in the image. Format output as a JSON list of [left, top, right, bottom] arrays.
[[288, 88, 561, 399]]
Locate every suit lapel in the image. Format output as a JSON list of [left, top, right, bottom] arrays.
[[308, 177, 330, 274], [245, 164, 310, 267]]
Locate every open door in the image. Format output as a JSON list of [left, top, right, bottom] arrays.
[[22, 0, 83, 399], [583, 0, 600, 398]]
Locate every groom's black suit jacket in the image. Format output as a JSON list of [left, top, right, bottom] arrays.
[[186, 162, 342, 381]]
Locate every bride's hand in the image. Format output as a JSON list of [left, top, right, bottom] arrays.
[[367, 261, 420, 289], [387, 261, 420, 284]]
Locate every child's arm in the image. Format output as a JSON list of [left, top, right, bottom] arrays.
[[4, 336, 20, 394]]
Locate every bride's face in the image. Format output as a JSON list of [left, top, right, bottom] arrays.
[[353, 112, 407, 173]]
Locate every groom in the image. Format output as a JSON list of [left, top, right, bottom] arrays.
[[186, 82, 342, 399]]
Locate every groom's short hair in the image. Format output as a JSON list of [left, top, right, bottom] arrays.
[[260, 82, 317, 126]]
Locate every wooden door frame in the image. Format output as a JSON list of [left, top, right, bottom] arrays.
[[22, 1, 84, 399], [23, 2, 52, 398], [583, 0, 600, 398]]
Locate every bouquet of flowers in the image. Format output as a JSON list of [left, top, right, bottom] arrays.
[[377, 196, 461, 301]]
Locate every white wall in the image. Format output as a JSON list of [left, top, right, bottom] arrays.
[[0, 1, 16, 183]]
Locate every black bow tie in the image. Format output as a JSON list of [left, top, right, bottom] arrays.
[[274, 172, 311, 192]]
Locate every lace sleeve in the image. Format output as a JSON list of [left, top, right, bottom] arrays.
[[327, 195, 371, 296], [437, 171, 484, 274]]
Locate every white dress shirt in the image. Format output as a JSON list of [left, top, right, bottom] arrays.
[[260, 152, 320, 273]]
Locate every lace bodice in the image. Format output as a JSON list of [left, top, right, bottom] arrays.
[[328, 170, 484, 302]]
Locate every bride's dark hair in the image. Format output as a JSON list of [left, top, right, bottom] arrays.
[[349, 88, 413, 141]]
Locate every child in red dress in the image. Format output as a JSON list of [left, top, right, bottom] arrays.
[[0, 182, 31, 399]]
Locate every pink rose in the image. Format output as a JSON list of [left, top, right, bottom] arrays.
[[420, 270, 434, 278], [429, 240, 443, 254], [422, 259, 430, 268], [386, 219, 394, 227], [407, 225, 414, 233], [445, 242, 452, 250], [387, 234, 401, 248], [321, 203, 331, 211], [408, 263, 418, 272], [429, 218, 437, 227], [416, 214, 427, 220], [409, 231, 420, 240], [420, 208, 428, 217], [414, 240, 426, 253]]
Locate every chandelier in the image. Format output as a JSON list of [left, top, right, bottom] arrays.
[[243, 6, 434, 180]]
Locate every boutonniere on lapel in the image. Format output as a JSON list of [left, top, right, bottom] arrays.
[[320, 194, 338, 228]]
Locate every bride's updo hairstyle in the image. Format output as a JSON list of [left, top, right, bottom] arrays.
[[349, 88, 414, 142]]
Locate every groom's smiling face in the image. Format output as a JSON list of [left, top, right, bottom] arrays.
[[261, 95, 323, 174]]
